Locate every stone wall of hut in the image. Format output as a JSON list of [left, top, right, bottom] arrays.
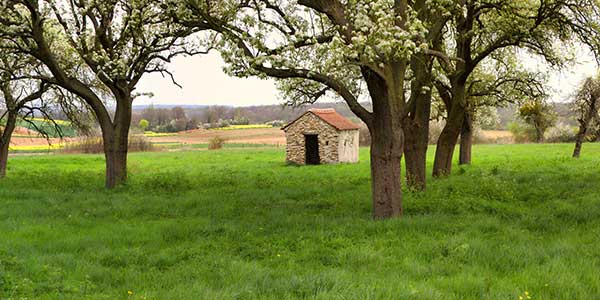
[[284, 113, 339, 164]]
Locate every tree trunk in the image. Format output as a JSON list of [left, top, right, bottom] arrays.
[[573, 121, 588, 158], [403, 132, 427, 190], [101, 96, 132, 188], [404, 115, 428, 190], [536, 127, 544, 143], [433, 120, 461, 177], [0, 113, 17, 178], [459, 112, 473, 165], [103, 137, 128, 188], [403, 53, 432, 191], [359, 66, 405, 219], [433, 84, 466, 177], [369, 124, 403, 219]]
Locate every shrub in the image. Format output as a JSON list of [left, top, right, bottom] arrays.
[[217, 119, 230, 128], [208, 136, 225, 150], [231, 117, 250, 125], [129, 135, 155, 152], [508, 121, 537, 143], [139, 119, 149, 131], [518, 100, 557, 143], [266, 120, 285, 128], [61, 135, 155, 154]]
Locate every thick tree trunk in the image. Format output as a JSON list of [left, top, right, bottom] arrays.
[[0, 113, 17, 178], [404, 117, 428, 190], [433, 84, 466, 177], [403, 57, 432, 190], [101, 96, 132, 188], [103, 137, 128, 188], [459, 112, 473, 165], [433, 121, 461, 177], [359, 66, 406, 219], [369, 126, 403, 219]]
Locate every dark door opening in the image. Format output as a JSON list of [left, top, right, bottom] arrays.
[[305, 134, 320, 165]]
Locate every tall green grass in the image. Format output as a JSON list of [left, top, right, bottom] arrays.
[[1, 144, 599, 299]]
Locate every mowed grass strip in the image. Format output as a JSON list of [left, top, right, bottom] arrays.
[[1, 144, 600, 299]]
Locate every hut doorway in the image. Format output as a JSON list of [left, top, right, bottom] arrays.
[[305, 134, 320, 165]]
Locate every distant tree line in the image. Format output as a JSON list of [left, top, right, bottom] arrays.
[[131, 102, 370, 130], [133, 105, 199, 133]]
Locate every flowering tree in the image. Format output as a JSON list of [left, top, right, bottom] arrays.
[[174, 0, 452, 218], [456, 51, 547, 164], [431, 0, 600, 176], [0, 0, 210, 187], [572, 76, 600, 157], [401, 1, 450, 191], [0, 50, 49, 177], [518, 99, 557, 143]]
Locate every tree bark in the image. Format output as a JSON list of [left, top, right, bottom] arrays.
[[103, 135, 128, 188], [360, 66, 405, 219], [369, 122, 403, 219], [101, 96, 132, 188], [459, 112, 473, 165], [573, 128, 585, 158], [573, 117, 591, 158], [433, 84, 466, 177], [403, 129, 427, 190], [0, 113, 17, 178], [403, 52, 433, 191]]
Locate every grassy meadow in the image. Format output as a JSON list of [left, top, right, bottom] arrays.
[[1, 144, 600, 299]]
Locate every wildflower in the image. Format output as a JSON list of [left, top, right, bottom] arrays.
[[128, 290, 134, 295]]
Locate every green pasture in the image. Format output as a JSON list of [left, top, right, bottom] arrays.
[[1, 144, 599, 299]]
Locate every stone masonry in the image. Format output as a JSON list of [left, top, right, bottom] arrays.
[[284, 112, 339, 164], [283, 109, 359, 165]]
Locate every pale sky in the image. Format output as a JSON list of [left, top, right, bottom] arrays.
[[135, 49, 599, 107], [135, 52, 281, 107]]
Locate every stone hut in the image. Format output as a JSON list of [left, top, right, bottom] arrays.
[[282, 108, 360, 165]]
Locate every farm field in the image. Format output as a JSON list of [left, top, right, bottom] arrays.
[[4, 127, 287, 153], [147, 127, 286, 146], [1, 144, 600, 299], [4, 127, 516, 153]]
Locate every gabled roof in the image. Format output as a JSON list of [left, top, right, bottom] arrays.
[[282, 108, 360, 131]]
